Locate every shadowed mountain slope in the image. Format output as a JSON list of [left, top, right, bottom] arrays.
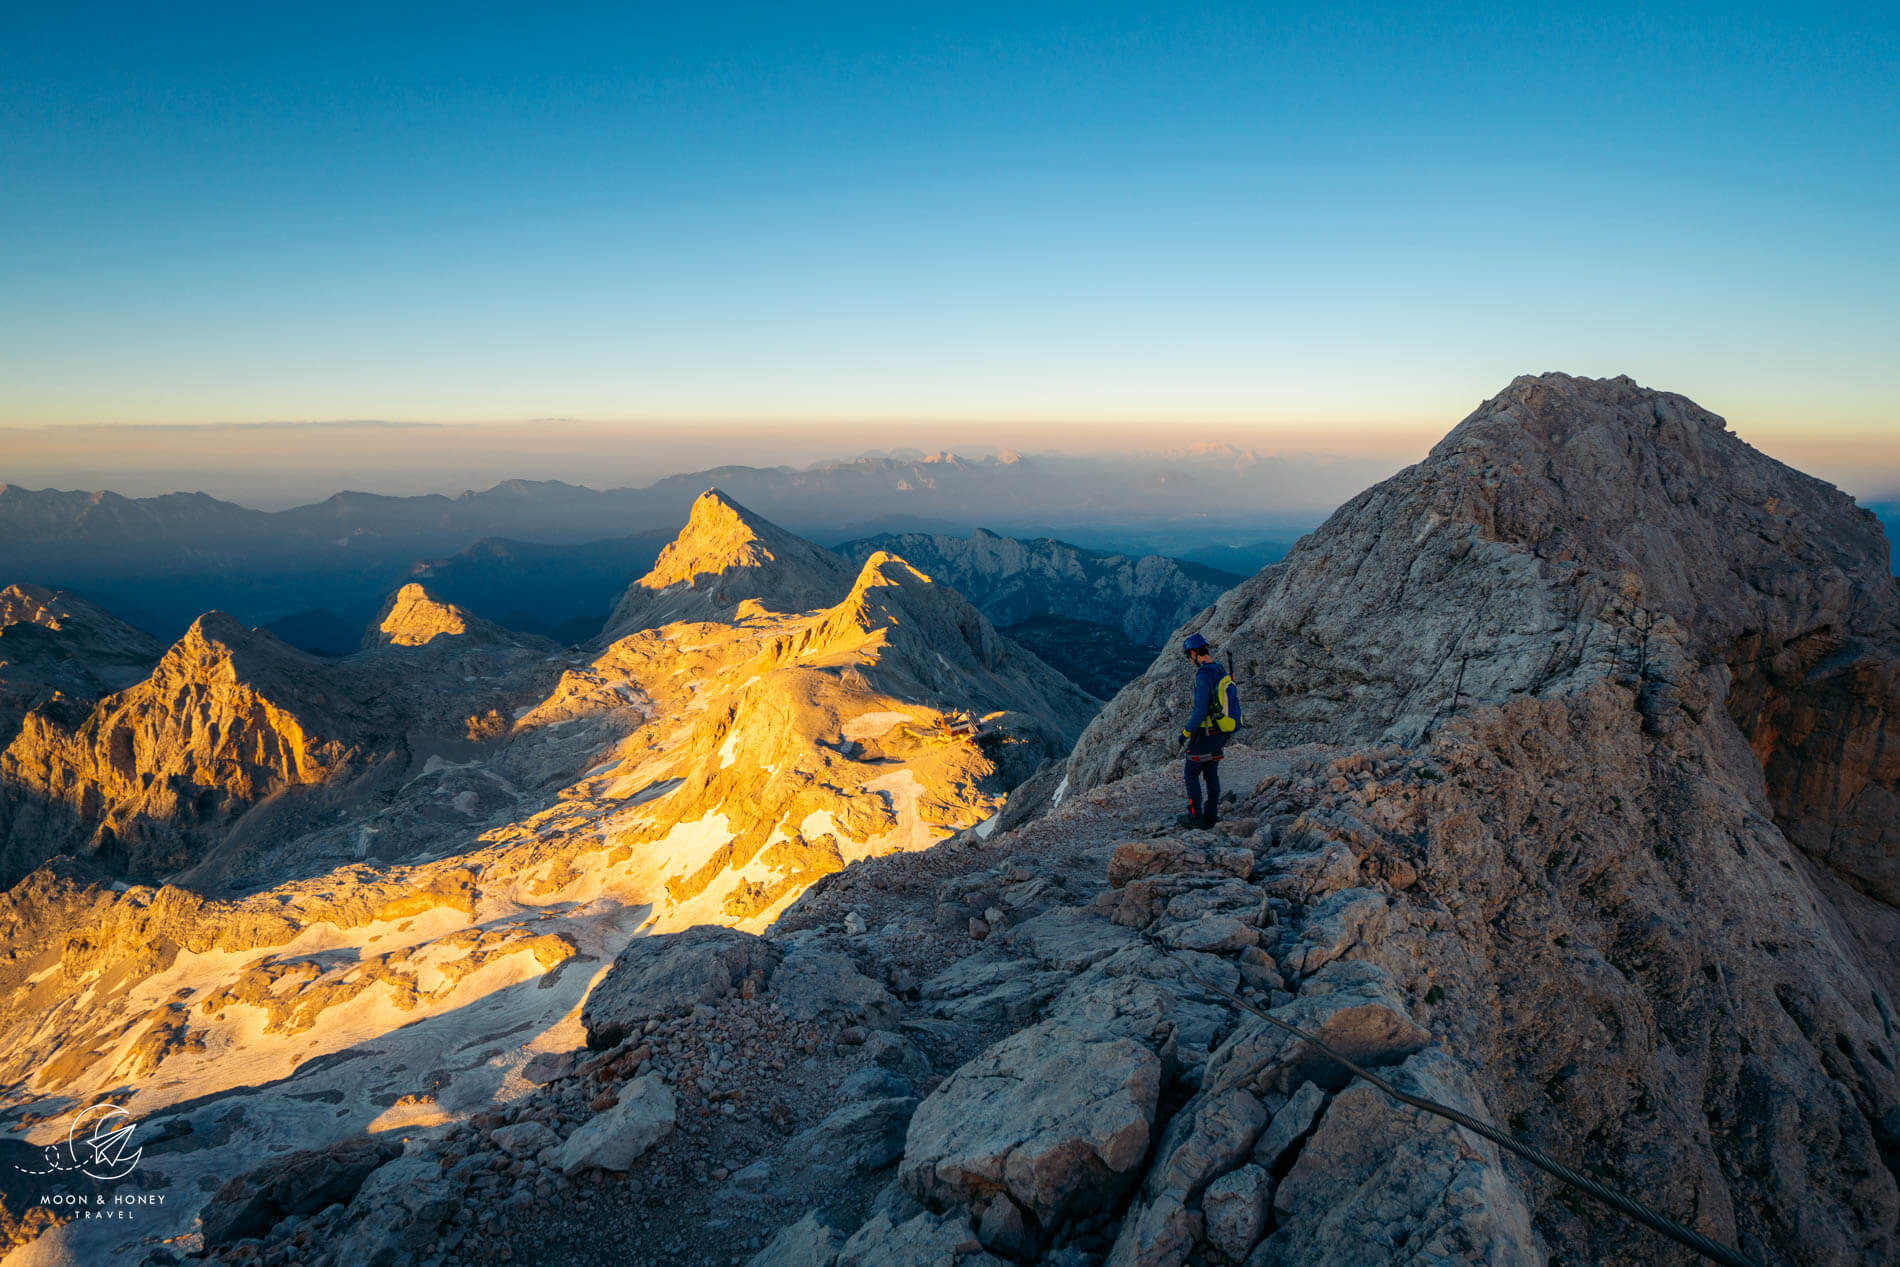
[[835, 529, 1241, 648]]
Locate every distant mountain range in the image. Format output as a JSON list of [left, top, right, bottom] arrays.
[[0, 451, 1314, 640]]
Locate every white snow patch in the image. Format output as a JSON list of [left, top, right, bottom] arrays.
[[718, 727, 743, 769], [1051, 775, 1070, 808]]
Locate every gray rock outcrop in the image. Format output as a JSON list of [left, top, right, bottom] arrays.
[[549, 1076, 677, 1174], [581, 925, 781, 1048], [836, 527, 1238, 647]]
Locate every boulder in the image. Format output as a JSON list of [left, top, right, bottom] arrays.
[[786, 1096, 919, 1176], [581, 926, 780, 1048], [1202, 1164, 1270, 1261], [490, 1120, 558, 1159], [198, 1134, 404, 1246], [769, 946, 898, 1023], [550, 1076, 676, 1174], [835, 1207, 1005, 1267], [748, 1209, 846, 1267], [901, 1015, 1161, 1224]]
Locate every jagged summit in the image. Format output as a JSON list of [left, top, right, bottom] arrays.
[[365, 582, 508, 649], [794, 551, 1098, 745], [0, 584, 164, 745], [0, 582, 161, 665], [600, 488, 854, 638], [1069, 371, 1897, 800]]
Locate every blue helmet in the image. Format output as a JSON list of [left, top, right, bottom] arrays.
[[1183, 633, 1209, 654]]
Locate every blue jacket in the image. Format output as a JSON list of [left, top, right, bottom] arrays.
[[1184, 660, 1226, 735]]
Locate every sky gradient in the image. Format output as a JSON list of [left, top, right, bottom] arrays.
[[3, 3, 1895, 473]]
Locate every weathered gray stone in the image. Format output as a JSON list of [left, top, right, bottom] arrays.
[[748, 1210, 845, 1267], [490, 1120, 558, 1159], [1202, 1163, 1270, 1261], [1203, 959, 1428, 1097], [581, 926, 779, 1048], [1253, 1081, 1325, 1172], [1253, 842, 1360, 900], [1282, 887, 1394, 977], [1155, 915, 1257, 954], [785, 1096, 918, 1176], [835, 1207, 1004, 1267], [1104, 1188, 1199, 1267], [1249, 1051, 1540, 1266], [901, 1015, 1161, 1223], [976, 1194, 1029, 1256], [1008, 904, 1140, 969], [198, 1134, 404, 1247], [1145, 1087, 1268, 1199], [550, 1076, 676, 1174], [918, 951, 1066, 1025], [769, 946, 898, 1023]]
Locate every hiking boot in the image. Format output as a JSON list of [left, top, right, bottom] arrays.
[[1175, 813, 1205, 831]]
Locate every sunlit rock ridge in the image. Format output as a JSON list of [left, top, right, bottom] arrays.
[[0, 495, 1092, 1265], [4, 374, 1897, 1267]]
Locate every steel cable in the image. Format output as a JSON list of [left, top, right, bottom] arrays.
[[1141, 933, 1762, 1267]]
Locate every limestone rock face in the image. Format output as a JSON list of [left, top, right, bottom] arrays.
[[798, 552, 1099, 746], [0, 612, 365, 886], [900, 1016, 1162, 1224], [0, 583, 161, 743], [1066, 373, 1900, 900], [837, 528, 1238, 647], [602, 487, 855, 636]]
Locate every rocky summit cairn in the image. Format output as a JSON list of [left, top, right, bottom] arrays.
[[600, 487, 857, 637]]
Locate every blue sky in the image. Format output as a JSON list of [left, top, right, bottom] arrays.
[[3, 2, 1896, 445]]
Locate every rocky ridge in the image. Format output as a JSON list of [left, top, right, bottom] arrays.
[[0, 499, 1096, 1266], [0, 583, 162, 743], [835, 529, 1240, 648], [164, 374, 1900, 1267]]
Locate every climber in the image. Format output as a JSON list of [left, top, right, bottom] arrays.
[[1177, 632, 1239, 828]]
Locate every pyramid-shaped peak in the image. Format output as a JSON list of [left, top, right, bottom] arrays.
[[642, 489, 790, 589], [366, 582, 494, 649], [600, 491, 854, 640]]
